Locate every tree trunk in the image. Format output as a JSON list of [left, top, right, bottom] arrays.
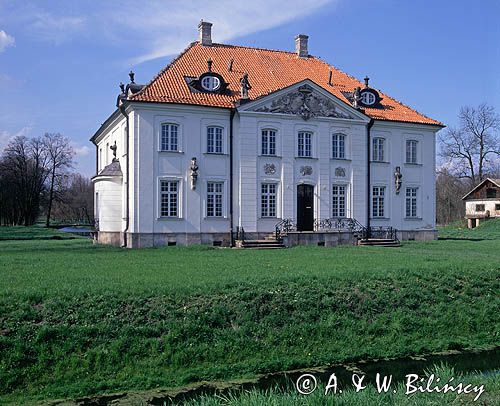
[[46, 166, 56, 227]]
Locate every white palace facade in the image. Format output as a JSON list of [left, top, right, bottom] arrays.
[[91, 22, 443, 248]]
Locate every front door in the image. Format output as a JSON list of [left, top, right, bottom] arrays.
[[297, 184, 314, 231]]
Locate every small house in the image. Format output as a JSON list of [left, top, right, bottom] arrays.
[[462, 178, 500, 228]]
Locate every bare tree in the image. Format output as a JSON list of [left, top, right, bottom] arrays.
[[51, 173, 94, 224], [435, 168, 469, 225], [42, 133, 74, 226], [439, 103, 500, 185], [0, 136, 49, 225]]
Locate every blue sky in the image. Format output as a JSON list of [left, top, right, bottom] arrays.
[[0, 0, 498, 176]]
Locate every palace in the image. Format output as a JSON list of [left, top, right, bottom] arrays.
[[91, 21, 443, 248]]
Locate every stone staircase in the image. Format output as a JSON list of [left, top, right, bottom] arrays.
[[235, 239, 285, 249], [358, 238, 401, 247]]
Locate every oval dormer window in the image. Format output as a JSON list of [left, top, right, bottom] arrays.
[[361, 91, 376, 106], [201, 75, 221, 92]]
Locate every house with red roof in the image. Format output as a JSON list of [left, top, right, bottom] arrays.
[[91, 21, 443, 248]]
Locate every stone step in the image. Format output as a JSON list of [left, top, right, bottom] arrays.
[[236, 239, 285, 249], [358, 239, 400, 247]]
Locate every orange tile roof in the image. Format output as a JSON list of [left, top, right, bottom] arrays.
[[130, 42, 442, 126]]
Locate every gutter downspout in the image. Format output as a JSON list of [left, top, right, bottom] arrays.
[[366, 118, 375, 238], [119, 104, 130, 248], [229, 108, 236, 247]]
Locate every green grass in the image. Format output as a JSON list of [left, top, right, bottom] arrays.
[[0, 222, 499, 404], [0, 225, 80, 240], [438, 218, 500, 240], [183, 365, 500, 405]]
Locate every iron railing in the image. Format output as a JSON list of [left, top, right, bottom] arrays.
[[275, 217, 399, 243]]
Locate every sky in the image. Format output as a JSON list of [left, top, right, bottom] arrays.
[[0, 0, 499, 176]]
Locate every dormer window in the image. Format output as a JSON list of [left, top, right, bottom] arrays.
[[361, 91, 376, 106], [201, 75, 221, 92]]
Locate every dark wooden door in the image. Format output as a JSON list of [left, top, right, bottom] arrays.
[[297, 184, 314, 231]]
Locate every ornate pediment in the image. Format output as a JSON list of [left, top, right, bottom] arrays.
[[253, 84, 354, 121]]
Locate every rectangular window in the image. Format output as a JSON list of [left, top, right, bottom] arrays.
[[372, 186, 385, 218], [372, 138, 385, 161], [405, 187, 418, 217], [160, 123, 179, 151], [495, 204, 500, 211], [332, 133, 346, 159], [406, 140, 418, 163], [332, 185, 346, 217], [475, 204, 485, 212], [261, 129, 277, 156], [297, 131, 312, 157], [207, 126, 223, 154], [160, 180, 179, 217], [261, 183, 277, 217], [207, 182, 224, 217]]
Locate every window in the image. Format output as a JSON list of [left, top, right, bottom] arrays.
[[261, 129, 276, 156], [372, 138, 385, 161], [298, 131, 312, 157], [486, 188, 497, 198], [332, 133, 346, 159], [201, 75, 221, 91], [475, 204, 485, 212], [207, 182, 224, 217], [361, 92, 376, 106], [372, 186, 385, 218], [99, 148, 102, 170], [332, 185, 346, 217], [160, 180, 179, 217], [495, 204, 500, 211], [160, 123, 179, 152], [405, 187, 418, 218], [261, 183, 277, 217], [406, 140, 418, 163], [207, 126, 223, 154]]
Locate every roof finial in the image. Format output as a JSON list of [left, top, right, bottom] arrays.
[[239, 73, 252, 101], [328, 70, 333, 86], [207, 58, 213, 72], [364, 76, 370, 88], [228, 58, 234, 72], [110, 141, 118, 161], [129, 70, 135, 83], [119, 82, 125, 93]]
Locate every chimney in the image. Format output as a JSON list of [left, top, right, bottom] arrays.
[[198, 20, 213, 46], [295, 34, 308, 57]]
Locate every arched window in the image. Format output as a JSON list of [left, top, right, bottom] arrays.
[[160, 123, 179, 152], [332, 133, 346, 159]]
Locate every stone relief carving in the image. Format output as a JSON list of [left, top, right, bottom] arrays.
[[300, 165, 313, 176], [189, 157, 199, 190], [264, 163, 277, 175], [394, 166, 402, 194], [335, 167, 346, 177], [255, 84, 353, 121]]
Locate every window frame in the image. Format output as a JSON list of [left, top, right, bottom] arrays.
[[159, 179, 181, 218], [159, 122, 180, 152], [475, 204, 485, 212], [372, 186, 386, 218], [332, 133, 346, 159], [406, 139, 418, 164], [206, 181, 225, 218], [261, 128, 277, 156], [332, 184, 347, 218], [372, 137, 385, 162], [405, 187, 418, 218], [261, 183, 278, 218], [206, 125, 224, 154], [297, 131, 313, 158]]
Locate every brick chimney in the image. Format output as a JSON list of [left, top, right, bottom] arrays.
[[295, 34, 309, 58], [198, 20, 213, 46]]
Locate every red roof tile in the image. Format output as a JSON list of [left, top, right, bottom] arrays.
[[130, 42, 442, 126]]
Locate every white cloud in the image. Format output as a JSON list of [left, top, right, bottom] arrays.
[[103, 0, 336, 64], [73, 145, 91, 157], [0, 30, 15, 52], [30, 12, 85, 45], [0, 127, 32, 152]]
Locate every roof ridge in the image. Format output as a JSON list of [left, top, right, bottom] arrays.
[[209, 41, 301, 56]]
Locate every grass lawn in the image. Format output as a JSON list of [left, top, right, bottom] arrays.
[[0, 225, 81, 240], [0, 222, 499, 404]]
